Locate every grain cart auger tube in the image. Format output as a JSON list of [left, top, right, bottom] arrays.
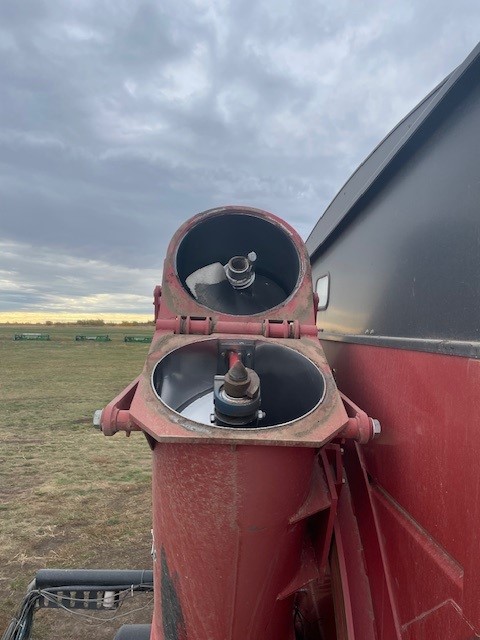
[[3, 206, 381, 640], [98, 206, 382, 640]]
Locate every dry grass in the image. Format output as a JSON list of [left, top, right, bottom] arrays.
[[0, 324, 155, 640]]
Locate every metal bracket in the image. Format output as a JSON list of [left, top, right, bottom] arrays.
[[36, 590, 121, 610], [277, 445, 343, 600], [339, 393, 381, 443]]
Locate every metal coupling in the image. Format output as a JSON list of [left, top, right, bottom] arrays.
[[224, 252, 257, 290], [213, 360, 264, 427]]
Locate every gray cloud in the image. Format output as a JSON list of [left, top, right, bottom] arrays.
[[0, 0, 479, 314], [0, 239, 159, 313]]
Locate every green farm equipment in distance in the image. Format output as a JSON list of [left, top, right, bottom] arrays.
[[14, 333, 50, 341]]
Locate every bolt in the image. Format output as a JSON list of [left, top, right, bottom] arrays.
[[372, 418, 381, 437], [257, 410, 266, 420], [93, 409, 103, 429], [228, 360, 248, 381]]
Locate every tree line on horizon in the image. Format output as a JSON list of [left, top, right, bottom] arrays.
[[1, 319, 154, 326]]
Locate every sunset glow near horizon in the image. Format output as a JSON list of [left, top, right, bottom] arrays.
[[0, 311, 153, 325]]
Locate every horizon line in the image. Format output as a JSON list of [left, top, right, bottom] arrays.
[[0, 311, 153, 323]]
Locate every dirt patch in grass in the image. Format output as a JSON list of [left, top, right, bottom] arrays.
[[0, 324, 155, 640]]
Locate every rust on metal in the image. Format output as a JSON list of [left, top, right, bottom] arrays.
[[96, 206, 380, 639]]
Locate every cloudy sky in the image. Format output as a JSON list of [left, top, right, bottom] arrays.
[[1, 1, 479, 317]]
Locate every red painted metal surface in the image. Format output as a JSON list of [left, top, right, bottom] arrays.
[[323, 339, 480, 639], [98, 207, 386, 639], [151, 444, 315, 640], [100, 207, 352, 448], [341, 442, 402, 639], [334, 479, 376, 640], [157, 206, 316, 327], [155, 317, 319, 338], [128, 333, 346, 447]]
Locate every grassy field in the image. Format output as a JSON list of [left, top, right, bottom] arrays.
[[0, 324, 155, 640]]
